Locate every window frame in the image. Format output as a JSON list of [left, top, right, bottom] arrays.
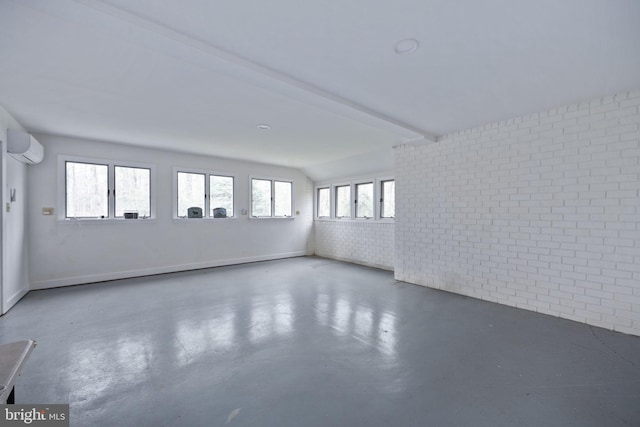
[[378, 177, 396, 221], [334, 183, 351, 219], [354, 181, 374, 219], [209, 174, 235, 218], [114, 164, 153, 219], [176, 170, 206, 219], [173, 166, 237, 220], [250, 176, 295, 219], [314, 176, 395, 222], [316, 186, 331, 219], [65, 160, 109, 219], [57, 155, 156, 222]]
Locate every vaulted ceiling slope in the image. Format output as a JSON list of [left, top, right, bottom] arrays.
[[1, 0, 639, 181]]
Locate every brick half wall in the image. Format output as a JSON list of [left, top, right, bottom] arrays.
[[314, 220, 394, 271]]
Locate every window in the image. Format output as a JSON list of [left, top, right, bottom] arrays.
[[175, 168, 235, 219], [314, 176, 395, 221], [317, 187, 330, 218], [381, 179, 395, 218], [335, 185, 351, 218], [251, 178, 272, 217], [210, 175, 234, 217], [251, 178, 294, 218], [177, 172, 205, 218], [355, 182, 373, 218], [61, 156, 155, 220], [274, 181, 292, 217], [115, 166, 151, 218], [66, 161, 108, 218]]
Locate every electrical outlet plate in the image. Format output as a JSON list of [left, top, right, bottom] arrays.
[[42, 207, 54, 215]]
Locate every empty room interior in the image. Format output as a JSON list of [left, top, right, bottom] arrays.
[[1, 1, 640, 426]]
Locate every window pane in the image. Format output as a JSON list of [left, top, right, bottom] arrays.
[[335, 185, 351, 218], [317, 187, 330, 217], [274, 181, 292, 217], [252, 179, 272, 217], [381, 180, 395, 218], [355, 182, 373, 218], [177, 172, 205, 217], [66, 161, 108, 218], [210, 175, 234, 217], [115, 166, 150, 218]]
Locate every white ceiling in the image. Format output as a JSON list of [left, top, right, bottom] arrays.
[[1, 0, 639, 181]]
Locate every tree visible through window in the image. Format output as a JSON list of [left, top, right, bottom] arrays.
[[356, 182, 373, 218], [175, 169, 236, 219], [251, 178, 293, 218], [251, 179, 272, 217], [210, 175, 234, 217], [177, 172, 205, 217], [115, 166, 150, 217], [381, 179, 395, 218], [317, 187, 330, 217], [66, 161, 108, 218], [314, 178, 395, 221], [335, 185, 350, 218], [63, 158, 154, 219], [274, 181, 292, 217]]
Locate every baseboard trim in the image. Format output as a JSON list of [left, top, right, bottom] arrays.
[[4, 287, 29, 313], [314, 254, 393, 272], [30, 252, 307, 290]]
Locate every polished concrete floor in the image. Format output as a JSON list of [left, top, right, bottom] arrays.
[[1, 257, 639, 426]]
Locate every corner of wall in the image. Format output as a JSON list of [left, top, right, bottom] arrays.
[[0, 105, 30, 314]]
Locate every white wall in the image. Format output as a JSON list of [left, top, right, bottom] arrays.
[[395, 90, 640, 336], [0, 105, 30, 313], [28, 134, 314, 289]]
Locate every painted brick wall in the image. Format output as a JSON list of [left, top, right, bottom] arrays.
[[315, 220, 394, 270], [395, 90, 640, 336]]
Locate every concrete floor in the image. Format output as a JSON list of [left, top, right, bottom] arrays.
[[1, 257, 639, 427]]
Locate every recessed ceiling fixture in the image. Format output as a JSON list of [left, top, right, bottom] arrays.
[[256, 124, 271, 130], [394, 38, 419, 55]]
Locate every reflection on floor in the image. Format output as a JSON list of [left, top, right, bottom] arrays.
[[1, 257, 639, 426]]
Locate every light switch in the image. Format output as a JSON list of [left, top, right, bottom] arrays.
[[42, 207, 54, 215]]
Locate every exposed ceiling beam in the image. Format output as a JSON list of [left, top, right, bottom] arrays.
[[71, 0, 437, 143]]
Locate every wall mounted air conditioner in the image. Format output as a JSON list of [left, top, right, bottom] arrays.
[[7, 129, 44, 164]]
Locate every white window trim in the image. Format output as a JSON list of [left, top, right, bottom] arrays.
[[172, 166, 237, 221], [249, 176, 295, 219], [209, 173, 237, 219], [314, 175, 395, 222], [377, 176, 395, 222], [314, 186, 332, 219], [333, 182, 352, 219], [354, 180, 375, 220], [57, 154, 157, 223]]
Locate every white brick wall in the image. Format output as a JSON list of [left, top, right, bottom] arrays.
[[395, 90, 640, 336], [315, 220, 394, 270]]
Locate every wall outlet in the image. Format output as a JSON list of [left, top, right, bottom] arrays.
[[42, 207, 54, 215], [6, 203, 10, 213]]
